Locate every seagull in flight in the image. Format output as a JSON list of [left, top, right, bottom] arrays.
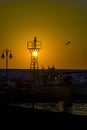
[[65, 41, 71, 45]]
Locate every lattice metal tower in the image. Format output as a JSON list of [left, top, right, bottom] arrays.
[[27, 36, 42, 70]]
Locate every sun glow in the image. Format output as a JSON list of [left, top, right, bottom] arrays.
[[32, 51, 38, 57]]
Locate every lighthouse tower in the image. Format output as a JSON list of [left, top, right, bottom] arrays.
[[27, 36, 42, 70]]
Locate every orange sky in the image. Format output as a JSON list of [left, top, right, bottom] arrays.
[[0, 1, 87, 69]]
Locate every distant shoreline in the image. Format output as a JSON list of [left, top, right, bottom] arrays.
[[0, 68, 87, 71]]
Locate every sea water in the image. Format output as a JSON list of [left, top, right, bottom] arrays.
[[10, 100, 87, 115]]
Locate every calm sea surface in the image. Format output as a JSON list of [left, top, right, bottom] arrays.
[[10, 100, 87, 116]]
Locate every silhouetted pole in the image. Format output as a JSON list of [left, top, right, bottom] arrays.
[[1, 48, 13, 82]]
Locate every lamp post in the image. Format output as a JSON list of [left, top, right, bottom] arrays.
[[1, 48, 13, 82]]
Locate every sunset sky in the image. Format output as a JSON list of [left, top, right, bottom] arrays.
[[0, 0, 87, 69]]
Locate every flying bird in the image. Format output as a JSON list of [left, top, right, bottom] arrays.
[[65, 41, 71, 45]]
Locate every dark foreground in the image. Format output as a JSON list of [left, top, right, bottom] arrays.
[[0, 104, 87, 129], [0, 85, 87, 128], [0, 104, 87, 120]]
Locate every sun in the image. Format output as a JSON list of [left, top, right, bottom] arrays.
[[32, 51, 38, 57]]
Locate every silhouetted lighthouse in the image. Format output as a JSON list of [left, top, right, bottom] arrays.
[[27, 36, 42, 70]]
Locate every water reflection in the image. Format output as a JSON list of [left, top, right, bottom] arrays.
[[10, 100, 87, 116]]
